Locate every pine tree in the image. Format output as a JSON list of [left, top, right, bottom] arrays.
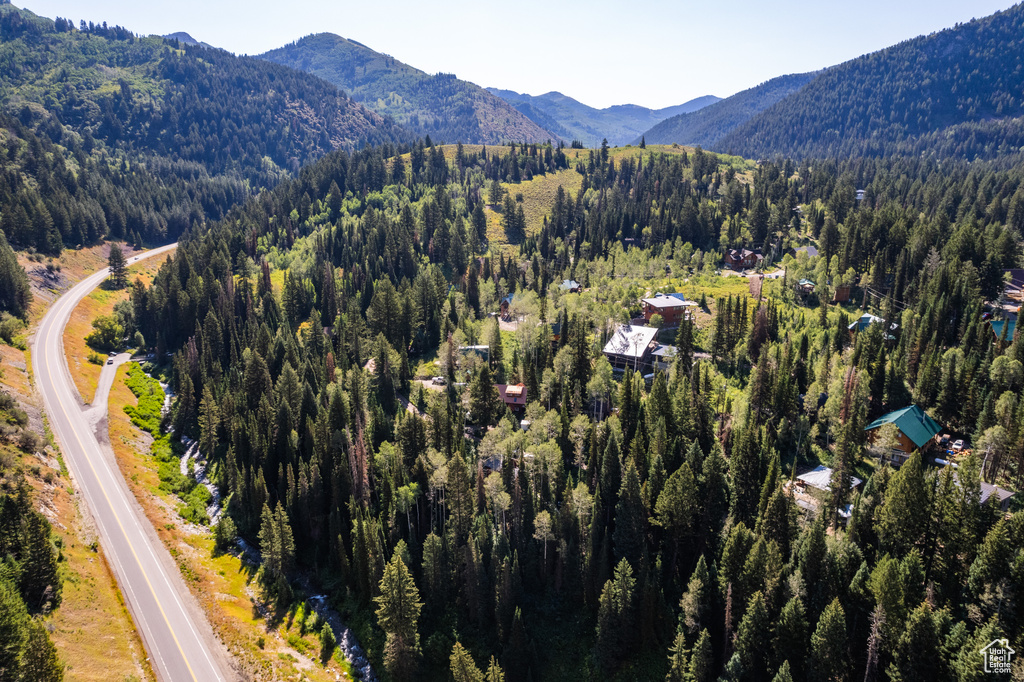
[[19, 511, 61, 611], [18, 618, 62, 680], [772, 596, 807, 679], [772, 661, 793, 682], [469, 363, 500, 427], [689, 628, 713, 682], [735, 591, 771, 681], [199, 385, 219, 457], [485, 657, 505, 682], [730, 424, 762, 525], [0, 574, 28, 678], [0, 230, 30, 318], [808, 598, 847, 682], [594, 558, 637, 669], [450, 642, 485, 682], [108, 243, 129, 289], [320, 622, 336, 663], [876, 450, 930, 555], [665, 627, 688, 682], [655, 462, 698, 580], [679, 555, 712, 637], [375, 551, 423, 681], [613, 462, 646, 570]]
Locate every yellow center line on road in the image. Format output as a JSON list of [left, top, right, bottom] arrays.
[[39, 247, 213, 682]]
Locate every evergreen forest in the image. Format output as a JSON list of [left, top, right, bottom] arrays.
[[127, 139, 1024, 680]]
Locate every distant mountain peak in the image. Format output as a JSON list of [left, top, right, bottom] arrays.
[[485, 89, 721, 146], [162, 31, 216, 50], [260, 35, 554, 144]]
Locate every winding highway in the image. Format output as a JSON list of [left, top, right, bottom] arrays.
[[32, 244, 237, 682]]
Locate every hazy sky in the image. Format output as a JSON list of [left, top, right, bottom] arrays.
[[16, 0, 1017, 109]]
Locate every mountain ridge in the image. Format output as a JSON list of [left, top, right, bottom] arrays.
[[637, 72, 818, 148], [487, 88, 721, 146], [260, 33, 555, 144], [716, 3, 1024, 159]]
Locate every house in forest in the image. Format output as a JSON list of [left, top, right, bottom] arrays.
[[641, 293, 696, 327], [980, 480, 1016, 511], [651, 344, 678, 372], [496, 383, 527, 414], [603, 324, 659, 373], [942, 469, 1017, 512], [500, 293, 514, 320], [796, 465, 863, 491], [724, 248, 763, 270], [864, 404, 942, 466], [559, 280, 582, 293], [549, 321, 562, 345], [1004, 268, 1024, 299], [848, 313, 884, 332]]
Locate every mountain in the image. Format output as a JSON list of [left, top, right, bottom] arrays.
[[487, 88, 721, 146], [717, 4, 1024, 160], [637, 72, 817, 148], [0, 3, 407, 253], [162, 31, 215, 50], [260, 33, 554, 144]]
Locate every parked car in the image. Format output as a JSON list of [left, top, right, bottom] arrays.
[[951, 439, 965, 453], [106, 358, 114, 365], [431, 376, 446, 386]]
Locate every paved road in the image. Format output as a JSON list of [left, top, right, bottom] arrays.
[[32, 245, 237, 682]]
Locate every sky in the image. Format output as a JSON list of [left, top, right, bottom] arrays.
[[16, 0, 1019, 109]]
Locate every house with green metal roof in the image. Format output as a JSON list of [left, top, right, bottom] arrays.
[[865, 405, 942, 466]]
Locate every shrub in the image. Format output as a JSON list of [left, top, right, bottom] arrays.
[[18, 429, 41, 453], [123, 364, 164, 435], [0, 313, 25, 345], [87, 351, 104, 366]]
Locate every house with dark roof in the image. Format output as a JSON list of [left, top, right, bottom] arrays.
[[500, 293, 514, 320], [865, 405, 942, 466], [1004, 268, 1024, 297], [944, 469, 1017, 512], [724, 248, 763, 270], [980, 480, 1016, 511]]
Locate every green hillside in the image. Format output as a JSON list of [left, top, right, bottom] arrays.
[[718, 3, 1024, 159], [487, 88, 721, 146], [638, 72, 817, 148], [0, 4, 407, 254], [260, 33, 554, 144]]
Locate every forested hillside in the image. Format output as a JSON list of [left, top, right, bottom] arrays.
[[718, 3, 1024, 160], [0, 3, 406, 254], [260, 33, 553, 145], [487, 88, 721, 147], [638, 72, 817, 148], [0, 478, 64, 680], [127, 137, 1024, 679]]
